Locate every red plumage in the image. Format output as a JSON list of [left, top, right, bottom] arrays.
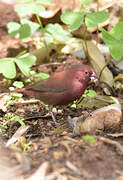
[[14, 66, 96, 105]]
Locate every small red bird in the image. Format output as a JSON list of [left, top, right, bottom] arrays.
[[14, 65, 97, 105]]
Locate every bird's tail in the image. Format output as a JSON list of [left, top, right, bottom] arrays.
[[12, 88, 35, 93]]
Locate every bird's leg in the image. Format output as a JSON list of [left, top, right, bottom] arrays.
[[50, 111, 57, 124], [49, 106, 58, 125]]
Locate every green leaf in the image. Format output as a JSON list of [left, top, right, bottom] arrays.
[[8, 19, 40, 40], [16, 0, 33, 2], [15, 2, 45, 16], [85, 11, 109, 27], [14, 115, 26, 127], [19, 23, 31, 40], [71, 103, 77, 108], [33, 72, 50, 82], [82, 89, 97, 97], [52, 107, 57, 113], [0, 124, 8, 129], [2, 113, 14, 120], [16, 50, 27, 58], [21, 19, 40, 35], [80, 0, 92, 5], [36, 0, 53, 5], [82, 135, 97, 143], [61, 11, 84, 30], [80, 7, 91, 13], [13, 81, 24, 88], [7, 22, 21, 36], [15, 55, 36, 76], [87, 90, 97, 97], [11, 93, 23, 98], [7, 100, 15, 106], [45, 23, 72, 42], [0, 58, 16, 79], [24, 141, 32, 152], [100, 28, 123, 61], [110, 21, 123, 40]]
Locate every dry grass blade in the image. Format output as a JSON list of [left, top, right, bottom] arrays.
[[6, 125, 30, 147], [100, 137, 123, 156]]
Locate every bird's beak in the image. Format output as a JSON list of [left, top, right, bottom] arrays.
[[91, 72, 98, 79], [90, 72, 98, 84]]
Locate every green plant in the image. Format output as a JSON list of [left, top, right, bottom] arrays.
[[71, 103, 77, 108], [7, 0, 72, 42], [0, 51, 36, 79], [23, 141, 32, 152], [8, 81, 24, 105], [44, 23, 72, 42], [7, 19, 40, 40], [15, 0, 52, 16], [31, 71, 50, 82], [13, 81, 24, 88], [60, 1, 109, 31], [71, 89, 97, 108], [8, 0, 50, 41], [60, 0, 109, 67], [100, 22, 123, 61], [82, 89, 97, 97], [5, 0, 123, 81], [60, 1, 123, 77], [8, 81, 24, 99], [82, 135, 97, 143], [0, 124, 8, 135], [98, 22, 123, 78], [2, 113, 26, 127]]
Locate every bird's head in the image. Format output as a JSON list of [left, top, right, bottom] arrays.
[[71, 66, 97, 83]]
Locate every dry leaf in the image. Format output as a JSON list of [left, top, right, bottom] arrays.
[[72, 98, 122, 134], [83, 40, 114, 86]]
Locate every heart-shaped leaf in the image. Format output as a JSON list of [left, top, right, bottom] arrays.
[[45, 23, 72, 42], [100, 28, 123, 61], [15, 55, 36, 76], [61, 11, 84, 30], [15, 2, 45, 16], [19, 23, 31, 40], [0, 58, 16, 78], [13, 81, 24, 88], [21, 19, 40, 35], [85, 11, 109, 27], [110, 21, 123, 40], [7, 22, 21, 36]]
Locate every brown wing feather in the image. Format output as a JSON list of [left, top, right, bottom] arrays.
[[27, 71, 69, 93]]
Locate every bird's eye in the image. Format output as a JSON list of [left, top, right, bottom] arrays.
[[84, 71, 89, 75]]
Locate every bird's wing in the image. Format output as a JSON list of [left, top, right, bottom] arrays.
[[27, 77, 69, 93]]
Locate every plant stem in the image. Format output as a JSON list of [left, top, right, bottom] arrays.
[[96, 0, 99, 45], [99, 56, 112, 80], [35, 14, 44, 34], [97, 0, 99, 11], [83, 20, 89, 57], [16, 50, 27, 58], [35, 14, 48, 49]]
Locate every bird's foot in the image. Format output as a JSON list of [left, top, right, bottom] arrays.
[[50, 111, 59, 125]]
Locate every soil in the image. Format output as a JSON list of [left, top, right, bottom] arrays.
[[0, 2, 123, 180]]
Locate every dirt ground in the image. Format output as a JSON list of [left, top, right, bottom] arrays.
[[0, 1, 123, 180]]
